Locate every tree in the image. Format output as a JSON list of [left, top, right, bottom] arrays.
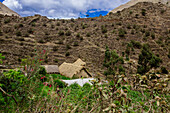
[[103, 46, 124, 79], [137, 44, 162, 74]]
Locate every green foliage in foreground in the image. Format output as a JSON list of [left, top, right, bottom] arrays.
[[0, 69, 169, 112]]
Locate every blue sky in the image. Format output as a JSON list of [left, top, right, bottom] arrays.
[[1, 0, 130, 18]]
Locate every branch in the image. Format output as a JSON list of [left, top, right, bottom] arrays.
[[0, 87, 18, 105]]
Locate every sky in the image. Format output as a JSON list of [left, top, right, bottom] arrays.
[[0, 0, 130, 19]]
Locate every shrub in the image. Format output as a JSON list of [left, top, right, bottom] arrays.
[[101, 25, 107, 33], [16, 31, 22, 36], [0, 30, 3, 36], [31, 22, 36, 26], [65, 52, 70, 56], [141, 9, 146, 16], [4, 18, 10, 24], [129, 11, 133, 15], [161, 9, 165, 14], [24, 33, 29, 37], [131, 30, 134, 34], [137, 44, 162, 74], [27, 28, 34, 34], [151, 32, 155, 39], [65, 31, 71, 36], [53, 46, 58, 51], [54, 58, 59, 63], [66, 44, 71, 50], [103, 46, 125, 78], [86, 32, 91, 37], [56, 22, 60, 26], [71, 18, 74, 22], [73, 42, 79, 46], [39, 66, 47, 75], [69, 83, 80, 89], [127, 24, 131, 29], [104, 34, 108, 38], [76, 33, 80, 38], [130, 40, 142, 49], [58, 31, 64, 36], [161, 67, 168, 74], [19, 24, 24, 27], [54, 79, 67, 88], [45, 32, 49, 35], [119, 28, 126, 37], [58, 40, 63, 44], [17, 37, 25, 41], [38, 39, 45, 43], [145, 31, 150, 37], [119, 65, 125, 74], [0, 53, 5, 64]]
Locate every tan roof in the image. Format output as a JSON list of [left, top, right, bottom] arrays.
[[59, 62, 91, 78], [59, 63, 83, 78], [73, 58, 86, 66], [42, 65, 59, 74]]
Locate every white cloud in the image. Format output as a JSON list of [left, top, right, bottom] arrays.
[[3, 0, 130, 18]]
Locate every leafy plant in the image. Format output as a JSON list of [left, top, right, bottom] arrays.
[[0, 53, 5, 64], [103, 46, 124, 78], [137, 44, 162, 74]]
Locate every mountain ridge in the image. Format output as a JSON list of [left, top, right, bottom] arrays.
[[108, 0, 170, 14], [0, 2, 20, 17]]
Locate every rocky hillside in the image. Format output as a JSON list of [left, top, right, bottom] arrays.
[[108, 0, 170, 14], [0, 2, 20, 17], [0, 2, 169, 76]]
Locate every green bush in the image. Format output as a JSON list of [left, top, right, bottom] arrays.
[[141, 9, 146, 16], [65, 31, 71, 36], [130, 40, 142, 49], [58, 31, 64, 36], [101, 26, 107, 34], [65, 52, 70, 57], [161, 67, 169, 74], [27, 28, 34, 34], [0, 30, 3, 36], [66, 44, 71, 50], [0, 53, 5, 64], [39, 66, 47, 75], [4, 19, 10, 24], [54, 58, 59, 63], [69, 83, 81, 89], [119, 28, 126, 37], [53, 46, 58, 51], [145, 31, 150, 37], [16, 31, 22, 36], [103, 46, 125, 78], [73, 42, 79, 46], [54, 79, 67, 88], [137, 44, 162, 74], [86, 32, 91, 37]]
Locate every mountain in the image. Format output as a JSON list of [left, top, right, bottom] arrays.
[[108, 0, 170, 14], [0, 2, 20, 17], [0, 2, 169, 75]]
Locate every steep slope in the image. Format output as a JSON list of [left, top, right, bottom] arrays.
[[0, 2, 20, 17], [108, 0, 170, 14], [0, 2, 169, 76]]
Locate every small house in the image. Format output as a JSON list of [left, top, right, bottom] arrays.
[[42, 65, 59, 74], [59, 59, 92, 78]]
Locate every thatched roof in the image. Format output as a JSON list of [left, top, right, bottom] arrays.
[[73, 58, 86, 66], [59, 62, 91, 78], [42, 65, 59, 74]]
